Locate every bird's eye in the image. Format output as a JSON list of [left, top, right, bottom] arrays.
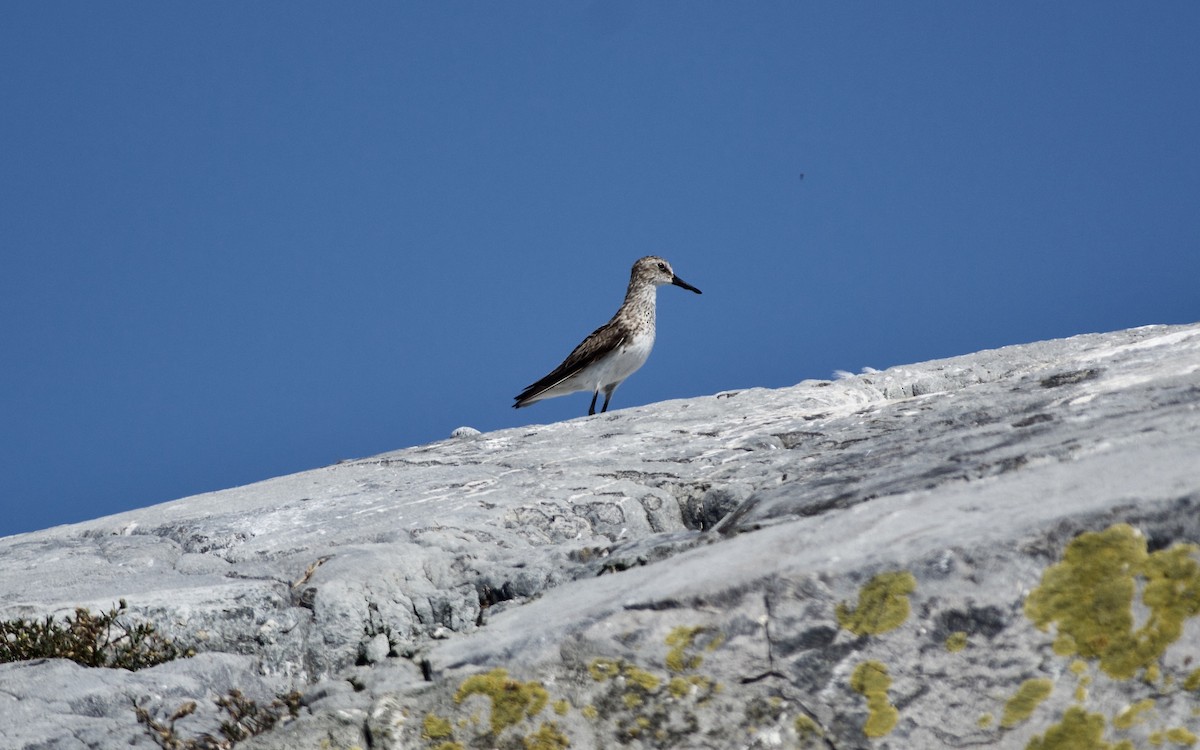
[[657, 262, 668, 272]]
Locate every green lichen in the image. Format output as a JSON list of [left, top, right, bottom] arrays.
[[1024, 524, 1200, 680], [978, 713, 994, 728], [1186, 668, 1200, 692], [836, 571, 917, 636], [580, 705, 598, 720], [1053, 632, 1078, 656], [667, 676, 690, 698], [1026, 706, 1113, 750], [1112, 698, 1155, 729], [523, 721, 570, 750], [665, 626, 707, 672], [849, 660, 899, 738], [622, 664, 662, 692], [430, 743, 464, 750], [946, 631, 968, 652], [588, 658, 621, 681], [1070, 661, 1092, 702], [422, 713, 454, 740], [1001, 678, 1053, 728], [794, 714, 823, 737], [1166, 728, 1198, 746], [552, 699, 569, 716], [454, 668, 549, 736], [622, 693, 643, 709], [1146, 663, 1162, 684], [667, 674, 714, 698], [1142, 541, 1200, 645]]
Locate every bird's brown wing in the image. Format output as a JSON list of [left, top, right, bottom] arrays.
[[513, 319, 629, 407]]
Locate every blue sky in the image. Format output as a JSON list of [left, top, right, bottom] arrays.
[[2, 3, 1198, 538]]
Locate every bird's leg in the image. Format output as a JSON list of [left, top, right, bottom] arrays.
[[601, 387, 614, 413], [589, 391, 599, 416]]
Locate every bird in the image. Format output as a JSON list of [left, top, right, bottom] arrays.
[[513, 256, 702, 416]]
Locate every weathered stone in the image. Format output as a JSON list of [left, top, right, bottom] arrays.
[[1, 322, 1199, 749]]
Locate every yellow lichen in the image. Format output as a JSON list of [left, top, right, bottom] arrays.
[[552, 699, 569, 716], [1186, 668, 1200, 692], [1166, 727, 1199, 746], [1000, 678, 1053, 728], [665, 626, 707, 672], [1141, 543, 1200, 648], [1053, 631, 1078, 657], [454, 668, 549, 736], [431, 743, 464, 750], [1025, 524, 1200, 680], [1073, 664, 1092, 703], [978, 713, 993, 728], [849, 660, 899, 738], [1112, 698, 1155, 729], [522, 721, 570, 750], [946, 631, 968, 652], [1146, 663, 1162, 684], [580, 705, 598, 720], [622, 693, 643, 709], [836, 571, 917, 636], [622, 664, 662, 692], [667, 674, 714, 698], [422, 713, 454, 740], [588, 658, 620, 682], [1026, 706, 1113, 750], [667, 676, 690, 698], [795, 714, 823, 737]]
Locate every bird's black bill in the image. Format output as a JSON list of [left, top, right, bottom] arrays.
[[671, 275, 702, 294]]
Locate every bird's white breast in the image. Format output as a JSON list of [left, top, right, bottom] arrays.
[[581, 329, 655, 391]]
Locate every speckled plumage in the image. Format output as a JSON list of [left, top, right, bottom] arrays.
[[514, 256, 702, 415]]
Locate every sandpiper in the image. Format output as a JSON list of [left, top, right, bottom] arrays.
[[514, 256, 702, 416]]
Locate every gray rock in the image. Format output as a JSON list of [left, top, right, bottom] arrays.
[[2, 322, 1199, 749]]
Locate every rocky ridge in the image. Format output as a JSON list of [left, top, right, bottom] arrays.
[[1, 322, 1199, 749]]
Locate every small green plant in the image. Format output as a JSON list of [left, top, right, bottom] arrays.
[[0, 599, 182, 670], [134, 689, 303, 749]]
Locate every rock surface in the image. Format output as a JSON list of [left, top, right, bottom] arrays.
[[3, 322, 1200, 749]]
